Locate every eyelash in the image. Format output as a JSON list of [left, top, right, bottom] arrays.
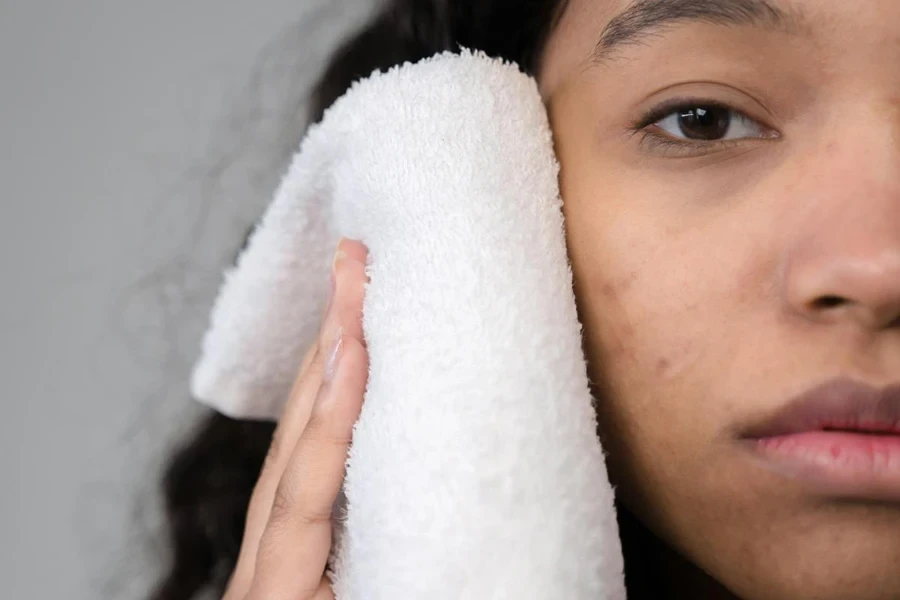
[[629, 98, 774, 157]]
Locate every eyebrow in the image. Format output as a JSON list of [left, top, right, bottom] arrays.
[[592, 0, 805, 63]]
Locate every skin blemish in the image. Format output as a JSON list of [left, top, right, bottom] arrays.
[[656, 357, 671, 375]]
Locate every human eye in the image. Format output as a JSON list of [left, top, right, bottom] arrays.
[[631, 98, 779, 157]]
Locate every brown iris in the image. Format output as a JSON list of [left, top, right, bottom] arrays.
[[676, 106, 732, 140]]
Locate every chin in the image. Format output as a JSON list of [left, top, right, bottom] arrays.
[[703, 500, 900, 600]]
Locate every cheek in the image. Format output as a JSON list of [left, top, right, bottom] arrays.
[[561, 177, 730, 503], [549, 75, 754, 446], [573, 245, 704, 395], [563, 190, 706, 394], [548, 74, 705, 385]]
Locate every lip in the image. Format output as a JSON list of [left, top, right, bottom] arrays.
[[739, 377, 900, 502]]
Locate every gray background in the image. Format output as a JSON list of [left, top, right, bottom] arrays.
[[0, 1, 379, 597]]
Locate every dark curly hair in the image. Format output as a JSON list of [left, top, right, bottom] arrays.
[[146, 2, 574, 599]]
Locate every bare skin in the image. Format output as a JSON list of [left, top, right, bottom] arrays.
[[540, 0, 900, 598]]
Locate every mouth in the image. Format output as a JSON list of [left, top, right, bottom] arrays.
[[739, 377, 900, 503]]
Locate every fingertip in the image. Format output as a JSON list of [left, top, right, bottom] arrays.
[[337, 238, 369, 263], [331, 256, 368, 344]]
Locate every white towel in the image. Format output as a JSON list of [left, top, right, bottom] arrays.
[[191, 48, 625, 600]]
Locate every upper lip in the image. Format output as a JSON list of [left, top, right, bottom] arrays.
[[741, 377, 900, 439]]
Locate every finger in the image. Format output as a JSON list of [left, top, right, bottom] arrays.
[[248, 334, 369, 600], [276, 238, 367, 466], [338, 237, 368, 265], [257, 241, 368, 526], [225, 346, 320, 597], [225, 348, 322, 599], [228, 238, 367, 597], [319, 240, 369, 351]]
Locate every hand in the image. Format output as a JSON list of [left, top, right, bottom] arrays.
[[223, 238, 370, 600]]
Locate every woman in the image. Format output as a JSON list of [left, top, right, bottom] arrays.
[[150, 0, 900, 598]]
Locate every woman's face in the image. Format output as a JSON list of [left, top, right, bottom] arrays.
[[538, 0, 900, 598]]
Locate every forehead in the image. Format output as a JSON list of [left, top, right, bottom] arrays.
[[540, 0, 900, 94]]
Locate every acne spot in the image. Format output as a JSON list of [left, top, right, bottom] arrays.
[[656, 358, 671, 375], [618, 270, 638, 292], [599, 271, 637, 299]]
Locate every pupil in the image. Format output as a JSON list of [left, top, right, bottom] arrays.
[[677, 106, 731, 140]]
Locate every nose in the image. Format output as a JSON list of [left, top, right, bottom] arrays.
[[786, 243, 900, 330], [782, 135, 900, 332]]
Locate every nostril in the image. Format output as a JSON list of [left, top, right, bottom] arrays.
[[813, 295, 846, 309]]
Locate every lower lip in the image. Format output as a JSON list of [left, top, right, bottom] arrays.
[[743, 431, 900, 502]]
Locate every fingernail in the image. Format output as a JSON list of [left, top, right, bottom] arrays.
[[324, 328, 343, 382]]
